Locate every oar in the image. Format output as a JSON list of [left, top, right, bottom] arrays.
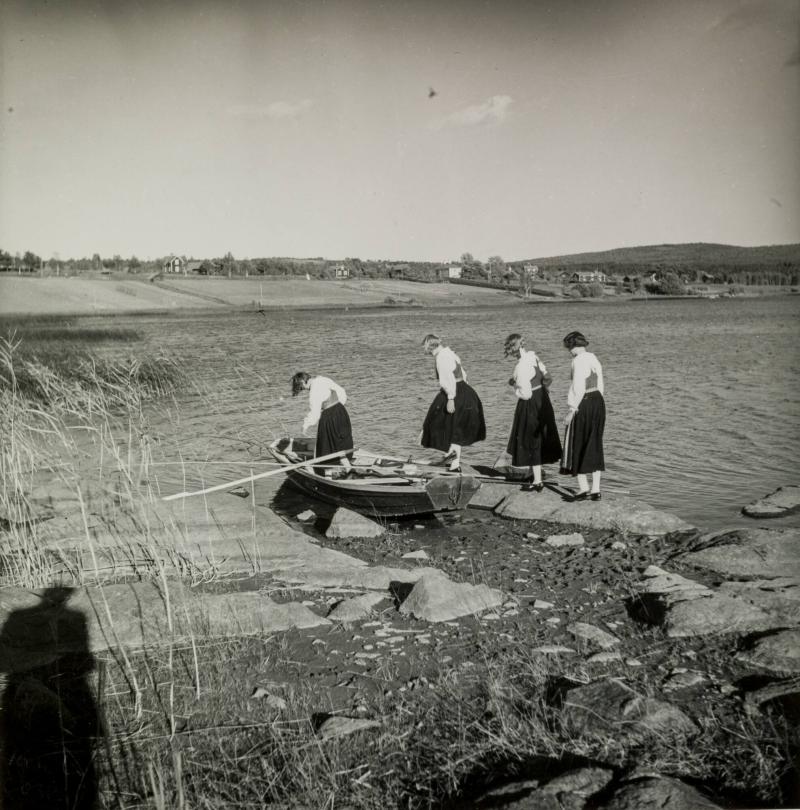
[[161, 449, 354, 502]]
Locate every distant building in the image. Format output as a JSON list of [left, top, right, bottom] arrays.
[[332, 264, 350, 279], [523, 264, 540, 277], [448, 265, 462, 279], [163, 256, 185, 273], [186, 260, 204, 274], [570, 270, 607, 284]]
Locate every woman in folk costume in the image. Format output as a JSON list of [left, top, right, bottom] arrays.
[[560, 331, 605, 500], [503, 333, 562, 491], [420, 334, 486, 472], [291, 372, 353, 470]]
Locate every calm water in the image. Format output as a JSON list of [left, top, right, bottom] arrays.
[[51, 297, 800, 530]]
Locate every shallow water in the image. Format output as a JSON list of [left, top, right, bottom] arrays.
[[36, 295, 800, 530]]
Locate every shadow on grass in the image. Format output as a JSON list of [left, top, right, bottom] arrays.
[[0, 587, 104, 810]]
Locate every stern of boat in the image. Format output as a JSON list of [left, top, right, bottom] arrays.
[[424, 474, 482, 511]]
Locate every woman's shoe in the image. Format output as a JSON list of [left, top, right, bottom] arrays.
[[521, 483, 544, 492], [571, 490, 590, 502], [590, 492, 602, 501]]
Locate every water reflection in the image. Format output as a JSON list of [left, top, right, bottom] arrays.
[[0, 587, 103, 810]]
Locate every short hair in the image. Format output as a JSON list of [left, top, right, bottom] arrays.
[[421, 333, 441, 350], [291, 371, 310, 396], [563, 331, 589, 350], [503, 333, 523, 357]]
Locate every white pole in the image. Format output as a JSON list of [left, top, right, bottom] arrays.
[[161, 448, 354, 501]]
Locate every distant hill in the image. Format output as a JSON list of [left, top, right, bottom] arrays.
[[519, 243, 800, 267]]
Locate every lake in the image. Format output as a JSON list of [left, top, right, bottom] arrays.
[[24, 295, 800, 530]]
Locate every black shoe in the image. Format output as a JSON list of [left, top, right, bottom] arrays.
[[521, 483, 544, 492], [570, 491, 590, 502], [590, 492, 602, 501]]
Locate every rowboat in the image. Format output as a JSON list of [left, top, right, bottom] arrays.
[[268, 437, 482, 517]]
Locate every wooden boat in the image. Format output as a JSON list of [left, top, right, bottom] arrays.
[[268, 437, 481, 518]]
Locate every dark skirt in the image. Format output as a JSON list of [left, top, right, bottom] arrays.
[[560, 391, 605, 475], [506, 387, 562, 467], [421, 380, 486, 451], [316, 403, 354, 462]]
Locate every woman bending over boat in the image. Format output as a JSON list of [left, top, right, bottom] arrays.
[[419, 334, 486, 472], [560, 331, 605, 500], [291, 372, 353, 470], [503, 333, 562, 491]]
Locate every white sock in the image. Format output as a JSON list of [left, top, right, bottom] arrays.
[[577, 474, 589, 493], [591, 471, 601, 493]]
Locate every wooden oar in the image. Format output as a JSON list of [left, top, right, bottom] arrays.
[[161, 449, 354, 502]]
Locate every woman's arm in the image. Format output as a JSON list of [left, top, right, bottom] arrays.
[[436, 352, 458, 400], [567, 356, 586, 411], [302, 381, 326, 433]]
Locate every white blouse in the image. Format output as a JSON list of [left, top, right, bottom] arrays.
[[303, 376, 347, 433], [512, 349, 547, 400], [433, 346, 467, 400], [567, 350, 604, 411]]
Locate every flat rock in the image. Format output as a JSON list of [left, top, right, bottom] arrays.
[[602, 775, 720, 809], [737, 629, 800, 675], [665, 592, 780, 638], [399, 572, 504, 623], [744, 676, 800, 722], [717, 579, 800, 625], [402, 549, 430, 560], [473, 780, 558, 810], [675, 527, 800, 580], [562, 678, 697, 740], [327, 592, 387, 623], [586, 650, 623, 664], [567, 621, 620, 650], [663, 670, 707, 691], [742, 485, 800, 519], [468, 480, 513, 511], [316, 716, 381, 739], [0, 583, 329, 672], [541, 766, 614, 800], [546, 532, 585, 547], [326, 507, 386, 539], [495, 492, 692, 536]]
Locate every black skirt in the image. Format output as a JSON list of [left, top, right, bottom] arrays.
[[315, 403, 354, 462], [560, 391, 605, 475], [421, 380, 486, 451], [506, 387, 562, 467]]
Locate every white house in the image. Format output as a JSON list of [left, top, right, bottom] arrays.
[[448, 265, 462, 279], [332, 264, 350, 279], [163, 256, 185, 274]]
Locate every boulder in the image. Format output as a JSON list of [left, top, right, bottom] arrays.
[[717, 579, 800, 626], [325, 507, 386, 539], [567, 622, 620, 650], [562, 678, 697, 740], [675, 527, 800, 580], [737, 629, 800, 675], [327, 592, 387, 624], [665, 592, 779, 638], [399, 572, 504, 623], [495, 492, 692, 536], [602, 775, 720, 809], [635, 566, 710, 603], [742, 485, 800, 519]]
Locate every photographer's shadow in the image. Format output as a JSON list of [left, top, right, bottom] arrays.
[[0, 586, 104, 810]]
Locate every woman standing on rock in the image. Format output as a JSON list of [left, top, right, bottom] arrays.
[[291, 372, 353, 471], [560, 331, 605, 500], [503, 333, 562, 491], [419, 334, 486, 472]]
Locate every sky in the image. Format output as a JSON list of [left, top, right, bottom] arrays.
[[1, 0, 798, 262]]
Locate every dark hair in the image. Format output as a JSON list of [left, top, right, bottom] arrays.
[[563, 331, 589, 350], [503, 333, 523, 357], [421, 333, 440, 347], [291, 371, 310, 396]]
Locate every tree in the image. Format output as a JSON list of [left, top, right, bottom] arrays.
[[23, 250, 40, 269], [459, 252, 483, 280], [487, 255, 505, 285]]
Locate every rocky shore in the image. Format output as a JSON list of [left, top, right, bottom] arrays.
[[1, 473, 798, 807]]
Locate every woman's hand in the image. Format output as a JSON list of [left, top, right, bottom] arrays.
[[446, 399, 456, 414]]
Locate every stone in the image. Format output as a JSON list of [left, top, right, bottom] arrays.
[[472, 780, 558, 810], [533, 645, 576, 654], [666, 593, 781, 638], [545, 532, 585, 548], [635, 566, 711, 603], [562, 678, 697, 740], [586, 650, 623, 664], [296, 509, 316, 521], [494, 491, 693, 536], [316, 716, 381, 739], [327, 592, 387, 623], [611, 540, 627, 551], [468, 481, 514, 511], [742, 485, 800, 519], [718, 579, 800, 626], [399, 572, 504, 623], [744, 676, 800, 722], [737, 629, 800, 675], [325, 507, 386, 539], [533, 599, 555, 609], [567, 621, 620, 650], [663, 670, 707, 691], [676, 527, 800, 580], [401, 549, 430, 560], [603, 776, 720, 809], [540, 766, 614, 800]]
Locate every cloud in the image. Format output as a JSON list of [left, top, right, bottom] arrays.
[[227, 100, 314, 120], [435, 95, 513, 129]]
